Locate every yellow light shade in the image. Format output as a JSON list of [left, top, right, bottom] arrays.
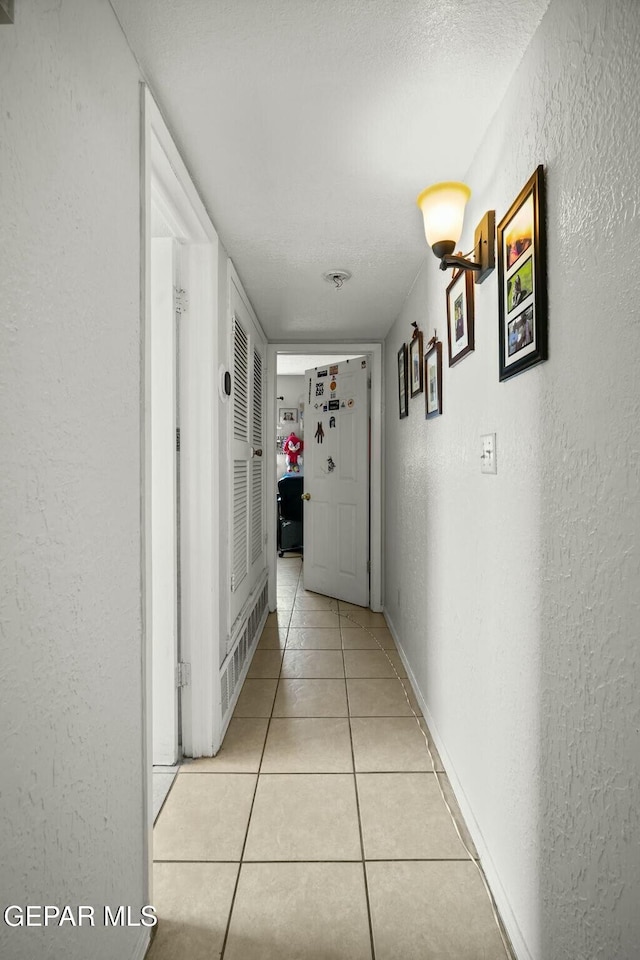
[[416, 181, 471, 250]]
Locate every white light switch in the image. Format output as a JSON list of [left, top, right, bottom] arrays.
[[481, 433, 497, 474]]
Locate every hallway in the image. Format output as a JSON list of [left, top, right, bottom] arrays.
[[148, 557, 510, 960]]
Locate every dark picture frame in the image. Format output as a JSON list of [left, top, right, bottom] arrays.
[[497, 165, 547, 381], [446, 268, 475, 367], [279, 407, 298, 423], [397, 343, 409, 419], [424, 340, 443, 418], [409, 331, 424, 397]]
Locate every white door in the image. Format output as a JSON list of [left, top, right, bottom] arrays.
[[150, 237, 180, 765], [303, 357, 370, 606], [229, 277, 266, 634]]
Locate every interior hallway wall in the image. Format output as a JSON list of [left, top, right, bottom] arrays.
[[382, 1, 640, 958], [0, 3, 147, 958]]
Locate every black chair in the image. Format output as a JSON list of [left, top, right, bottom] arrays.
[[277, 475, 304, 557]]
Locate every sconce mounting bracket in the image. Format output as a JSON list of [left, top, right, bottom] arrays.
[[472, 209, 495, 284], [438, 210, 495, 284]]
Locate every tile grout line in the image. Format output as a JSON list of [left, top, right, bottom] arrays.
[[151, 767, 180, 828], [153, 856, 475, 864], [176, 770, 447, 776], [341, 616, 377, 960], [218, 561, 299, 959]]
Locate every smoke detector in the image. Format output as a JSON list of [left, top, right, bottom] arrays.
[[323, 269, 352, 289]]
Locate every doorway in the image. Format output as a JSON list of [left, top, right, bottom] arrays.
[[141, 86, 222, 901], [267, 344, 383, 613], [148, 232, 182, 815]]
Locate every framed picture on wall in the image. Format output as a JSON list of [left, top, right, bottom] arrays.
[[424, 339, 443, 418], [446, 268, 475, 366], [279, 407, 298, 423], [409, 331, 424, 397], [397, 343, 409, 419], [497, 165, 547, 381]]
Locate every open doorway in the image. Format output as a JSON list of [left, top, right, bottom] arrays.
[[141, 87, 222, 896], [275, 354, 360, 562], [267, 345, 383, 613], [148, 227, 182, 815], [274, 354, 363, 628]]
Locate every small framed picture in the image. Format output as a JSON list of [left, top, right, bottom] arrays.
[[446, 268, 475, 366], [409, 331, 424, 397], [279, 407, 298, 424], [424, 340, 443, 418], [498, 165, 547, 381], [397, 343, 409, 419]]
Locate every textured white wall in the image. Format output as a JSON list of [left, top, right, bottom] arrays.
[[383, 2, 640, 958], [0, 3, 146, 959]]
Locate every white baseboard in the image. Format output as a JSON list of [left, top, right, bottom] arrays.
[[383, 609, 533, 960], [131, 928, 151, 960]]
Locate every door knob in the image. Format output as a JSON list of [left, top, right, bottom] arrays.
[[250, 447, 263, 458], [301, 492, 311, 501]]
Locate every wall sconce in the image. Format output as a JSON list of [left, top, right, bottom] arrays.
[[416, 182, 495, 284]]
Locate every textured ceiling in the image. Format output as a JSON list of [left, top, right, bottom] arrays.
[[112, 0, 550, 341]]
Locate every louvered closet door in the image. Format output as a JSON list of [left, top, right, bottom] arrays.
[[250, 347, 264, 570], [230, 299, 266, 630]]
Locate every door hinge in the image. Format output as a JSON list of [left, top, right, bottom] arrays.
[[230, 573, 235, 591], [174, 287, 189, 315], [176, 661, 191, 688], [367, 560, 371, 573], [176, 427, 181, 452]]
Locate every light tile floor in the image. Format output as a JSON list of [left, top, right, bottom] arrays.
[[152, 766, 179, 823], [149, 556, 512, 960]]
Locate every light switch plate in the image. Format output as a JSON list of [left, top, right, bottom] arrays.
[[481, 433, 497, 474]]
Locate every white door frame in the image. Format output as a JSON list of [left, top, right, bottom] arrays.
[[149, 236, 180, 766], [141, 84, 221, 901], [266, 342, 383, 613]]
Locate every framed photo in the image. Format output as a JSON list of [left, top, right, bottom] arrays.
[[498, 165, 547, 381], [409, 331, 424, 397], [446, 268, 474, 366], [279, 407, 298, 424], [424, 340, 443, 418], [397, 343, 409, 419]]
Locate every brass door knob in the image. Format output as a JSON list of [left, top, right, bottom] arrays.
[[301, 492, 311, 501]]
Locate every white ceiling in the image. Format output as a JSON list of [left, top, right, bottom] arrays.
[[112, 0, 549, 341]]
